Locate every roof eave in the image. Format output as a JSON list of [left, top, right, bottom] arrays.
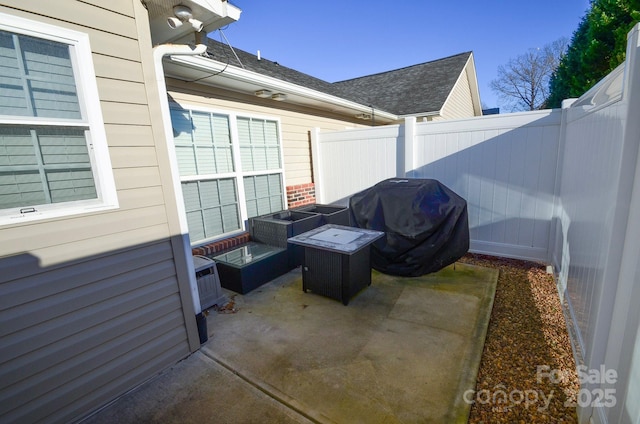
[[164, 54, 399, 123]]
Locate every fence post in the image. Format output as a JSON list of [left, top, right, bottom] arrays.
[[403, 116, 416, 177], [310, 127, 323, 203]]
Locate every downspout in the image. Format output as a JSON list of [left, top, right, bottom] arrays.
[[152, 43, 207, 320]]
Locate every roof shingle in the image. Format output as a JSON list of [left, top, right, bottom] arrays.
[[205, 39, 471, 116], [333, 52, 472, 115]]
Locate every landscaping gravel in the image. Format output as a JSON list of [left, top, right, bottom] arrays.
[[459, 253, 580, 423]]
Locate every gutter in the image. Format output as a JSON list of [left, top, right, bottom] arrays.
[[397, 110, 441, 120], [167, 54, 399, 123], [153, 43, 207, 316]]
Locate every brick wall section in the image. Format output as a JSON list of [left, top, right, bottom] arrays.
[[191, 232, 251, 257], [286, 183, 316, 208]]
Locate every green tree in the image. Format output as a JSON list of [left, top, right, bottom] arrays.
[[547, 0, 640, 108]]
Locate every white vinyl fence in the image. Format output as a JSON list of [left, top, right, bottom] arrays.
[[551, 27, 640, 424], [409, 110, 561, 262], [311, 24, 640, 424], [312, 110, 562, 262], [310, 124, 402, 206]]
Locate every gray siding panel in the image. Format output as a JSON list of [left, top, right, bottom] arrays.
[[1, 237, 174, 297], [0, 241, 191, 423], [6, 333, 188, 424]]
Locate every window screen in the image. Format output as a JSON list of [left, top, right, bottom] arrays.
[[171, 109, 233, 176], [182, 178, 240, 241], [237, 117, 281, 172], [244, 173, 283, 218], [0, 29, 103, 216], [0, 127, 96, 208], [0, 31, 81, 119]]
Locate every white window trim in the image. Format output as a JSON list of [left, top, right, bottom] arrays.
[[170, 103, 287, 244], [0, 12, 118, 226]]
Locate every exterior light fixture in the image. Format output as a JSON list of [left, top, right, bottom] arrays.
[[355, 113, 372, 120], [271, 93, 287, 101], [167, 16, 183, 29], [167, 5, 204, 32], [254, 89, 272, 98]]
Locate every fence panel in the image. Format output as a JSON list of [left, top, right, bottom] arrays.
[[312, 113, 561, 261], [551, 26, 640, 424], [311, 125, 402, 205], [409, 111, 562, 261]]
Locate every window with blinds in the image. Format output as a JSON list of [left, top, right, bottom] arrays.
[[0, 20, 114, 223], [182, 178, 240, 242], [237, 117, 281, 171], [244, 173, 283, 218], [170, 106, 285, 244], [0, 32, 81, 119], [0, 127, 96, 208]]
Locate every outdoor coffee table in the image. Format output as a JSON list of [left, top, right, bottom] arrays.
[[211, 242, 288, 294], [288, 224, 384, 305]]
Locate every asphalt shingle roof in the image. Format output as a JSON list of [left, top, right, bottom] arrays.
[[334, 52, 472, 115], [205, 39, 471, 116]]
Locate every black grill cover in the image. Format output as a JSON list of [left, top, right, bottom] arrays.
[[349, 178, 469, 277]]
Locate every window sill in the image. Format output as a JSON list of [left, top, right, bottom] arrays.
[[0, 202, 119, 227]]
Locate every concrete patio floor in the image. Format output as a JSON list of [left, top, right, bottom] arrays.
[[83, 262, 498, 424]]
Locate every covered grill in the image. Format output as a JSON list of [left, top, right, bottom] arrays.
[[349, 178, 469, 277]]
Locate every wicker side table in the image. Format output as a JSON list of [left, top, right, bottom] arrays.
[[288, 224, 384, 305]]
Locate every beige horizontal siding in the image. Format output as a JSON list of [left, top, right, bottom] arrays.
[[93, 54, 144, 83], [441, 68, 476, 120], [285, 169, 313, 183], [0, 5, 141, 62], [1, 206, 169, 256], [117, 186, 167, 210], [109, 145, 159, 167], [106, 124, 156, 147], [283, 147, 312, 159], [88, 30, 141, 61], [97, 78, 149, 104], [0, 0, 137, 38], [33, 224, 174, 268], [101, 102, 153, 126], [113, 167, 163, 190], [81, 0, 136, 16]]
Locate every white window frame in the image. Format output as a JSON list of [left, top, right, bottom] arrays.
[[170, 103, 287, 244], [0, 12, 117, 226]]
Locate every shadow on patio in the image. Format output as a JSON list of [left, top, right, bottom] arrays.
[[83, 262, 497, 423]]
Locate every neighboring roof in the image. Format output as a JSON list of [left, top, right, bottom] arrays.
[[333, 52, 473, 116], [204, 39, 473, 117], [204, 39, 369, 104]]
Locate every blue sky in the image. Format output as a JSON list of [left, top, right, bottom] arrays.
[[215, 1, 591, 111]]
